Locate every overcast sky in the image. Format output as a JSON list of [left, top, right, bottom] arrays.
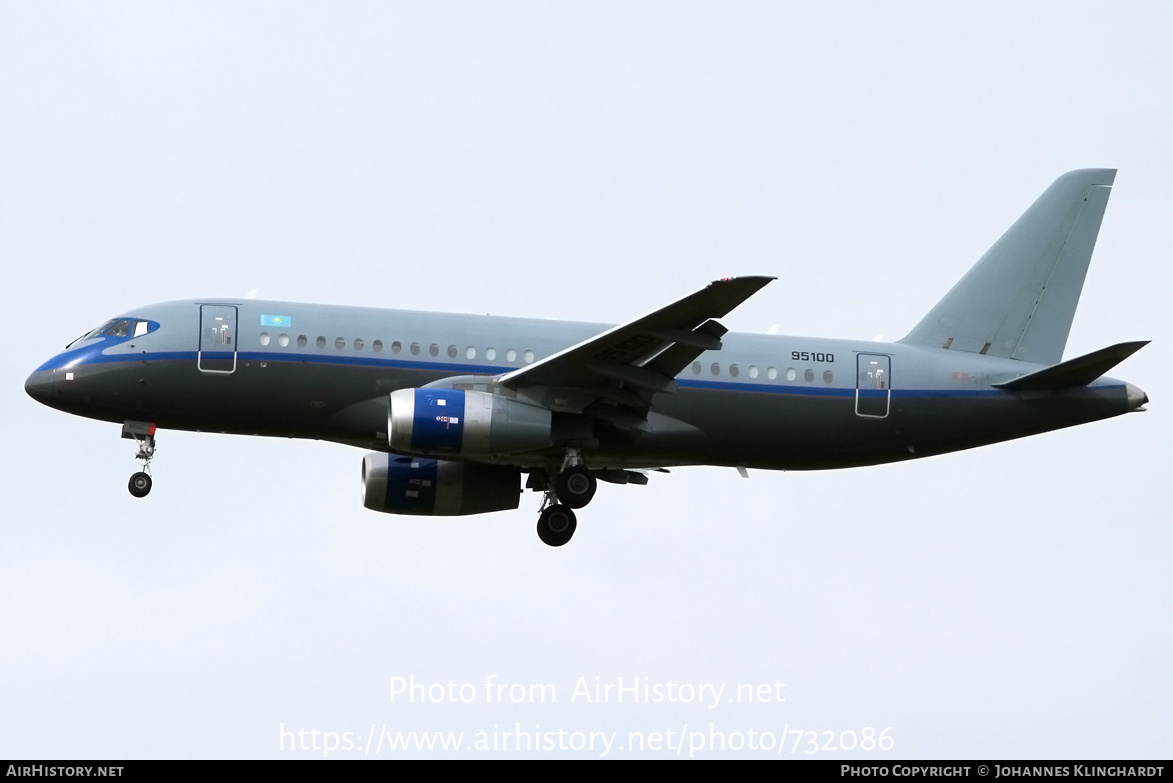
[[2, 2, 1170, 759]]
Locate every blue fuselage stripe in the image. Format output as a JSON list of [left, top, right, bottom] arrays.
[[30, 347, 1070, 399]]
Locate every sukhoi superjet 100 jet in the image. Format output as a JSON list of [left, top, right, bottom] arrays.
[[25, 170, 1149, 546]]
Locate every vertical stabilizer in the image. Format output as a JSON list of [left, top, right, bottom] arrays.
[[899, 169, 1115, 364]]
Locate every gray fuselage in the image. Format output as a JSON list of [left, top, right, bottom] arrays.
[[25, 298, 1140, 472]]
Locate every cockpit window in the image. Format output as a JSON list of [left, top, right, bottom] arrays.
[[67, 319, 116, 348], [83, 320, 117, 341], [66, 318, 149, 349], [103, 319, 133, 337]]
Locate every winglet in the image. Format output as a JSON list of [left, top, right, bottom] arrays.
[[992, 340, 1149, 391]]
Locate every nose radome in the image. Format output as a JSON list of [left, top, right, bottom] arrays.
[[25, 370, 56, 405]]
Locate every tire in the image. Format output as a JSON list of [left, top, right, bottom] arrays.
[[537, 504, 577, 547], [555, 466, 597, 509], [128, 472, 152, 498]]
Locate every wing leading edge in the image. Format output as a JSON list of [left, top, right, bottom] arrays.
[[498, 276, 774, 396]]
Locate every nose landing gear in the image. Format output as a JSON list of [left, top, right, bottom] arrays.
[[122, 421, 156, 498], [128, 471, 152, 498]]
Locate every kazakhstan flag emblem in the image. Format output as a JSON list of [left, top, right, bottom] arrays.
[[260, 314, 292, 327]]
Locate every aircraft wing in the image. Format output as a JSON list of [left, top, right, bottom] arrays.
[[498, 276, 773, 399]]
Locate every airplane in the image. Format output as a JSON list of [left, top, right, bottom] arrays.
[[25, 169, 1149, 546]]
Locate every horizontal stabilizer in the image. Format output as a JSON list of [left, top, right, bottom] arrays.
[[993, 340, 1149, 391]]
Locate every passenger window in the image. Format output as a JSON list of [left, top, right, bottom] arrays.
[[804, 369, 814, 382], [749, 365, 759, 379], [692, 362, 702, 375], [823, 370, 833, 383], [710, 362, 721, 376], [259, 332, 271, 346], [429, 343, 439, 357], [786, 368, 796, 381], [354, 338, 364, 351], [729, 364, 739, 378], [373, 340, 383, 353], [506, 349, 517, 362], [298, 335, 308, 348], [410, 342, 420, 356], [524, 350, 534, 364], [335, 337, 346, 350], [278, 334, 290, 347], [767, 367, 778, 380], [391, 341, 401, 354], [316, 336, 326, 349], [486, 348, 497, 360], [466, 346, 476, 359], [448, 344, 457, 359]]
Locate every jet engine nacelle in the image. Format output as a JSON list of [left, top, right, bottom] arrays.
[[361, 452, 521, 516], [387, 387, 551, 456]]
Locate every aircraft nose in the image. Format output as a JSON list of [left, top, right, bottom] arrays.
[[25, 369, 63, 406]]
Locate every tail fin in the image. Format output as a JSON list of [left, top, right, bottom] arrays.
[[899, 169, 1115, 364]]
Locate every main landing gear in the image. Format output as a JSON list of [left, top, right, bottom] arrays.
[[555, 465, 597, 509], [536, 502, 577, 547], [534, 452, 599, 547], [122, 421, 156, 498]]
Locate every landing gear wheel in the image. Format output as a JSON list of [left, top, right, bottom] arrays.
[[555, 466, 597, 509], [124, 422, 158, 498], [128, 471, 152, 498], [537, 504, 577, 547]]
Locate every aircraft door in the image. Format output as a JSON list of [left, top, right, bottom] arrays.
[[855, 354, 890, 418], [198, 305, 238, 374]]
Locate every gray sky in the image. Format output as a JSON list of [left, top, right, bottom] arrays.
[[2, 1, 1169, 759]]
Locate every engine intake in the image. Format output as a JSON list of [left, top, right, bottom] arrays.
[[362, 452, 521, 516], [387, 388, 551, 456]]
